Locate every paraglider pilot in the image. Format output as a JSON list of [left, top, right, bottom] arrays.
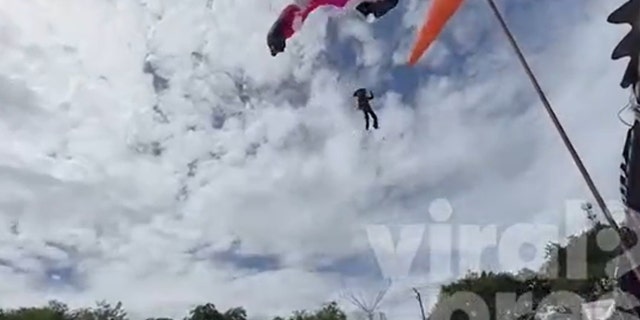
[[353, 88, 379, 130]]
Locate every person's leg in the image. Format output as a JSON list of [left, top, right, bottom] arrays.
[[363, 111, 370, 130], [368, 110, 379, 129]]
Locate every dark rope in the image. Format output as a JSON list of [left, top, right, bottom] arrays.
[[484, 0, 640, 294], [484, 0, 621, 233]]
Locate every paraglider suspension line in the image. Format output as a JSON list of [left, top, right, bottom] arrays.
[[484, 0, 622, 233]]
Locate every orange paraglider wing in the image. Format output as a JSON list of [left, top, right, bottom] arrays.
[[407, 0, 465, 66]]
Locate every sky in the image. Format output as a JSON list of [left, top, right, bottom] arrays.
[[0, 0, 635, 319]]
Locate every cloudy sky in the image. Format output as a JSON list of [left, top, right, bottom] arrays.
[[0, 0, 634, 319]]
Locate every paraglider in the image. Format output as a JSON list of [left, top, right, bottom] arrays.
[[267, 4, 299, 56], [407, 0, 465, 65], [267, 0, 351, 56], [353, 88, 379, 130], [355, 0, 399, 20]]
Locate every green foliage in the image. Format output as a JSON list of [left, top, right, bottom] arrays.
[[273, 302, 346, 320], [427, 222, 626, 319], [0, 305, 66, 320], [0, 301, 252, 320], [71, 301, 127, 320], [0, 301, 345, 320], [184, 303, 246, 320], [0, 301, 127, 320]]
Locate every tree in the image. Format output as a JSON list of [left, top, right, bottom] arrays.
[[0, 300, 346, 320], [426, 222, 626, 319], [341, 281, 389, 320], [69, 301, 127, 320], [275, 302, 347, 320], [0, 306, 66, 320], [184, 303, 246, 320]]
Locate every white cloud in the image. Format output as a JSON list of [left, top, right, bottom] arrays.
[[0, 0, 634, 318]]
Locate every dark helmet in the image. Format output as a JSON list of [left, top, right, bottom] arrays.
[[353, 88, 368, 99]]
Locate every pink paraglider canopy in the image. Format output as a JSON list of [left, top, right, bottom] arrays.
[[274, 0, 352, 40]]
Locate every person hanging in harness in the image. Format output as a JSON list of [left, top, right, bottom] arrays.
[[353, 88, 379, 130]]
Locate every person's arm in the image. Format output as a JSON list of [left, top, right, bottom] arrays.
[[368, 90, 374, 100]]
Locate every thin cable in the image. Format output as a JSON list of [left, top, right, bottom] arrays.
[[485, 0, 640, 291], [618, 98, 633, 127], [484, 0, 621, 232]]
